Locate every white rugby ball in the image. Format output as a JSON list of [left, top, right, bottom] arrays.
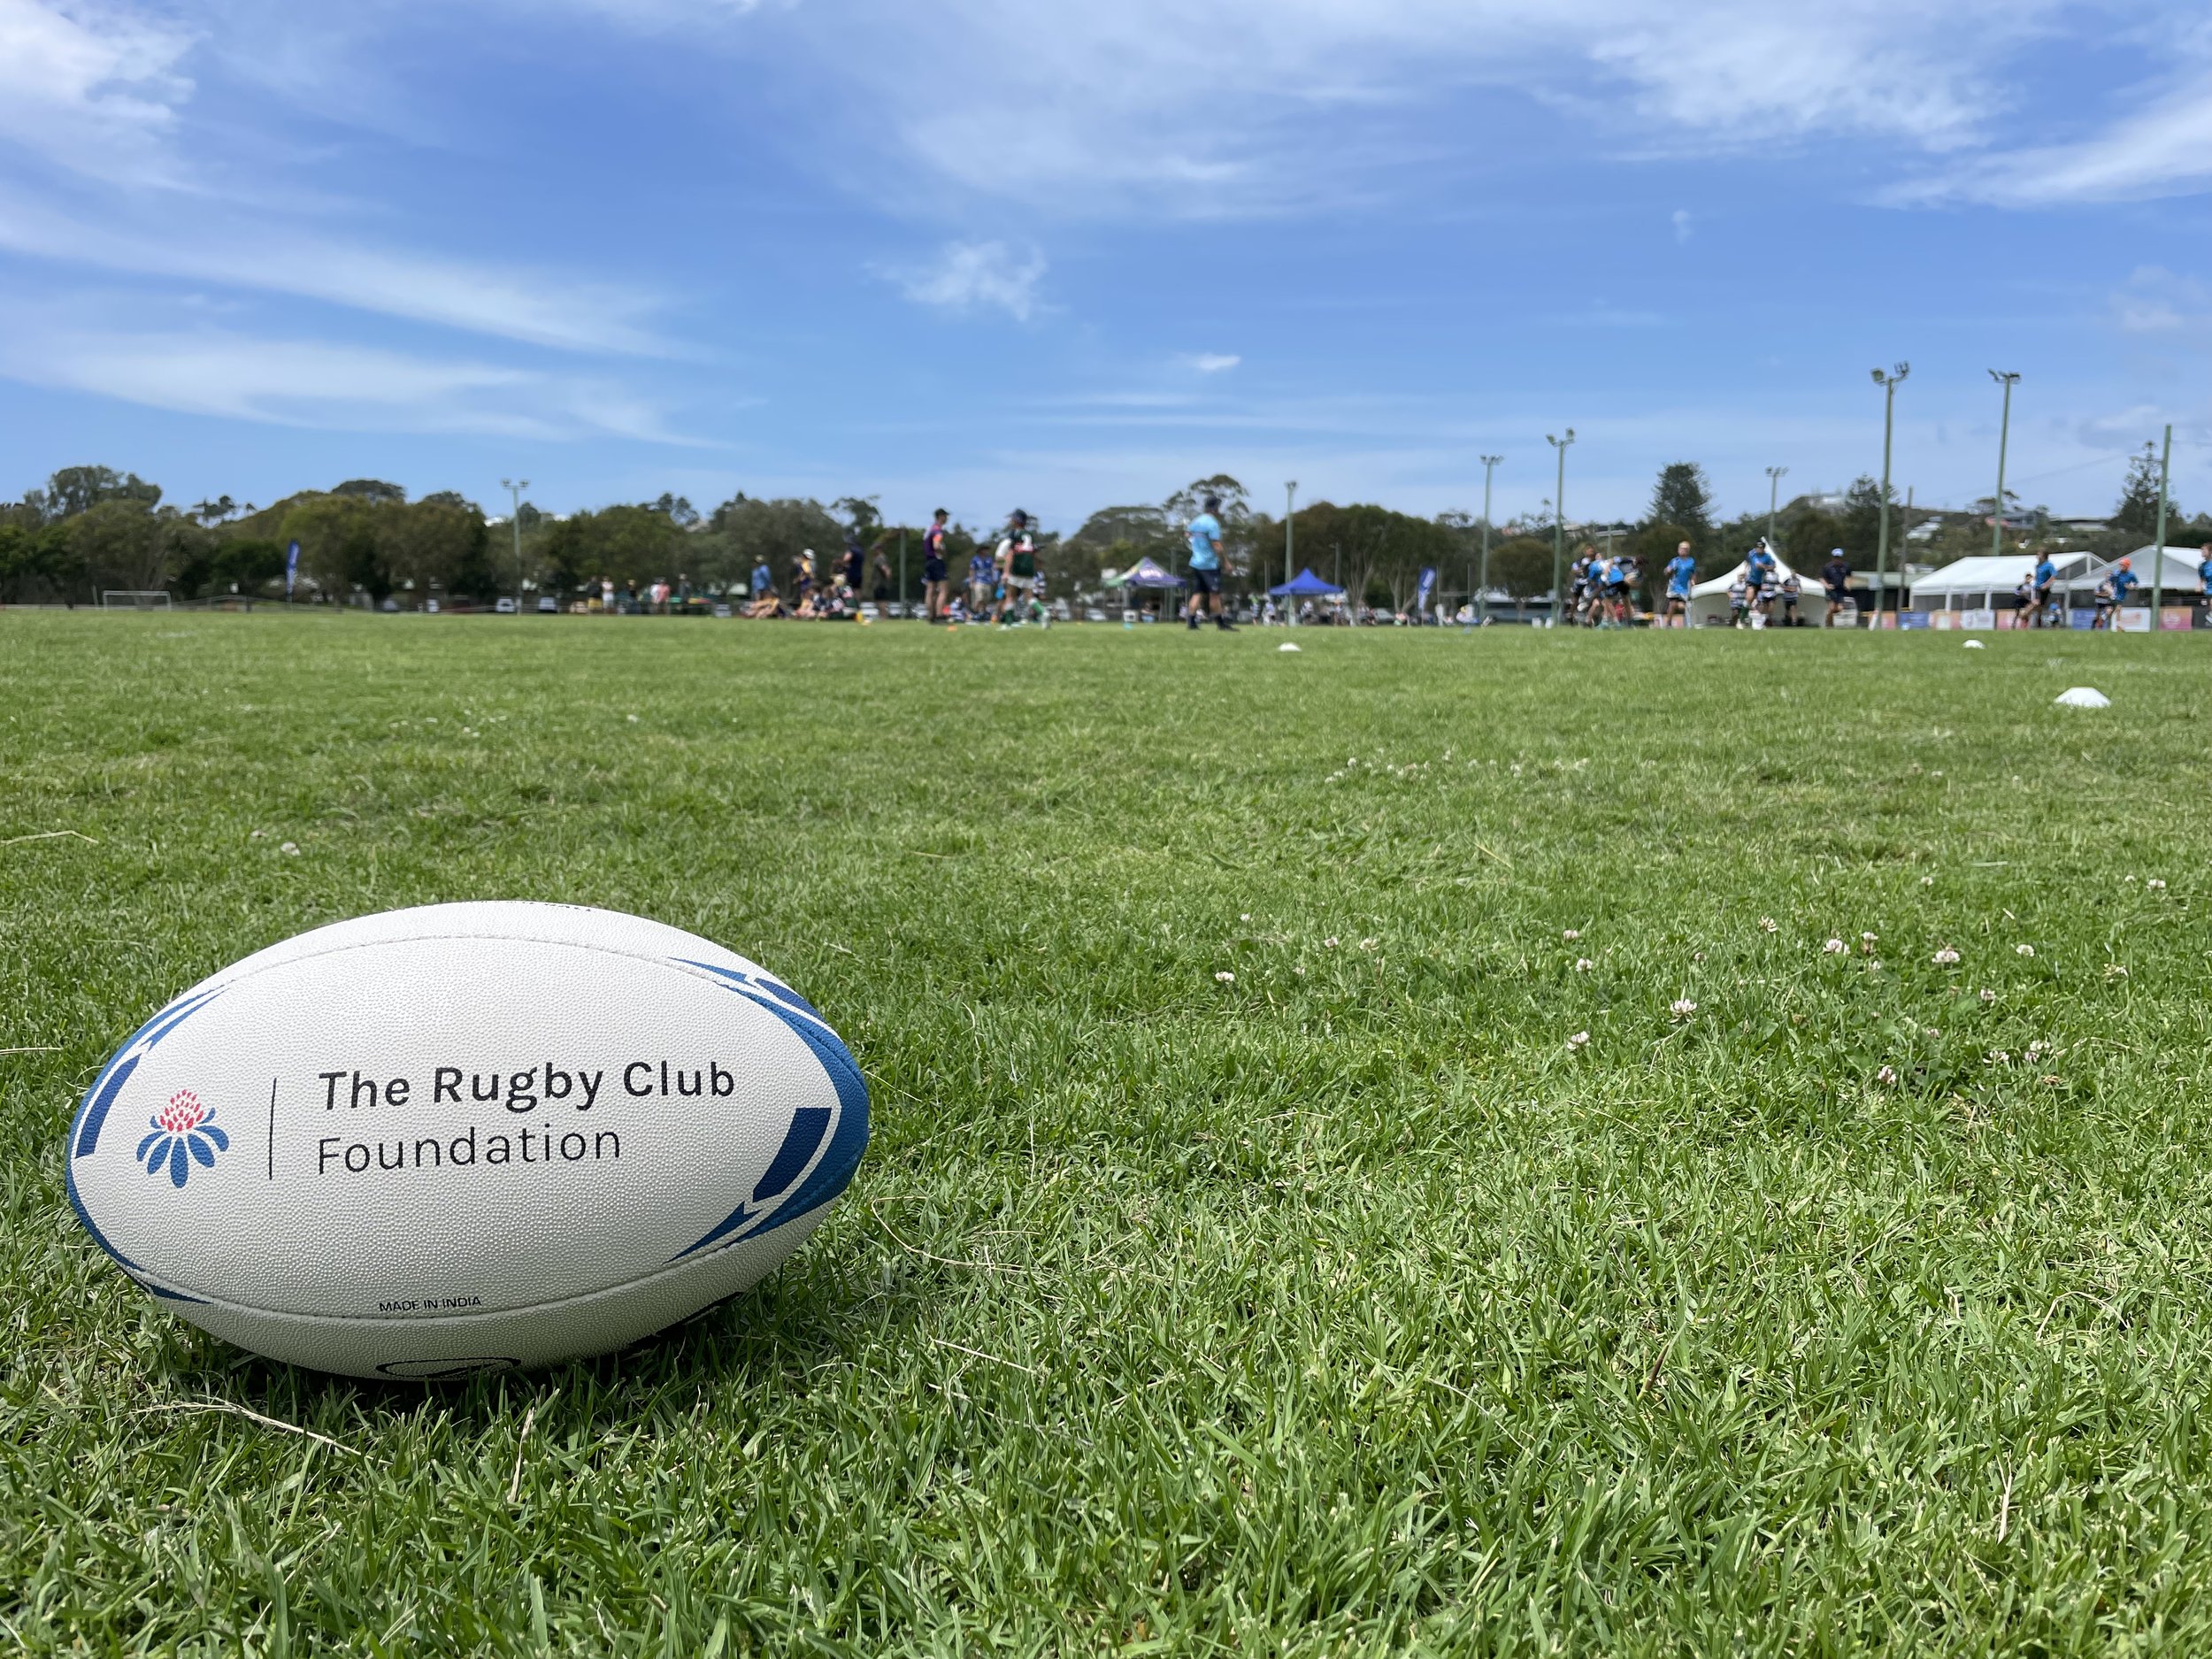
[[65, 902, 869, 1379]]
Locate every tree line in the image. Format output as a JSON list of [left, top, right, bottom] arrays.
[[3, 457, 2198, 609]]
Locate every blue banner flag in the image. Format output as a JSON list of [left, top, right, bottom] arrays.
[[285, 540, 300, 598], [1416, 566, 1437, 611]]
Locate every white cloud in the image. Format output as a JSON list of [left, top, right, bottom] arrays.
[[2110, 267, 2212, 342], [1189, 354, 1241, 373], [884, 240, 1047, 321], [0, 0, 196, 184], [1671, 208, 1692, 242], [0, 186, 672, 355], [1888, 84, 2212, 206], [0, 314, 704, 442], [729, 0, 2063, 216]]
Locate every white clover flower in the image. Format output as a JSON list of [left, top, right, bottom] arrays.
[[1759, 918, 1778, 933], [1574, 958, 1595, 972], [1670, 998, 1697, 1018], [280, 841, 300, 856], [1987, 1049, 2010, 1065], [2147, 879, 2167, 892], [1563, 929, 1581, 941], [1823, 939, 1847, 955], [1693, 952, 1706, 964], [1215, 971, 1236, 984], [1358, 938, 1379, 951], [1920, 876, 1935, 887], [1566, 1031, 1590, 1049], [1933, 948, 1960, 965], [1240, 913, 1252, 922], [1876, 1065, 1898, 1086], [2105, 964, 2129, 980], [1862, 932, 1878, 941], [1924, 1026, 1940, 1039], [626, 713, 640, 723], [2016, 944, 2036, 957], [1979, 988, 1997, 1004], [1294, 965, 1306, 976], [1324, 937, 1340, 949]]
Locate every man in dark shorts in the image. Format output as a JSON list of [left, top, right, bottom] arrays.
[[2030, 551, 2056, 627], [921, 509, 950, 620], [1821, 548, 1853, 626], [1183, 494, 1233, 630]]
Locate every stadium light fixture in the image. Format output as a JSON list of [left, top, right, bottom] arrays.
[[1870, 366, 1908, 624], [1479, 455, 1502, 625], [1547, 431, 1575, 623], [1987, 371, 2020, 557], [502, 478, 530, 611]]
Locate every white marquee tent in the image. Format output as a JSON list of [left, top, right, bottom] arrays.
[[1686, 555, 1830, 626], [1908, 552, 2095, 611], [2059, 546, 2208, 598]]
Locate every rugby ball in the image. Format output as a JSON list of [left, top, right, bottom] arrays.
[[64, 902, 869, 1379]]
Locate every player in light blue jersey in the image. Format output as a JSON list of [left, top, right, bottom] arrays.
[[1663, 542, 1696, 628], [1184, 495, 1233, 631]]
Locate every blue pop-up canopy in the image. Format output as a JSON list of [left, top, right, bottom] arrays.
[[1270, 566, 1345, 597]]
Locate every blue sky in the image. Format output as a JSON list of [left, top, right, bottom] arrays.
[[2, 0, 2208, 532]]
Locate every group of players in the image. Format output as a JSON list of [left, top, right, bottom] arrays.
[[915, 495, 1238, 631], [917, 508, 1050, 628], [1572, 537, 1820, 628]]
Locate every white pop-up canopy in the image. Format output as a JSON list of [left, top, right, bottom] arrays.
[[1687, 555, 1830, 625]]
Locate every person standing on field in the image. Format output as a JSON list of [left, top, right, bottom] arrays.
[[2030, 551, 2057, 627], [1821, 549, 1854, 626], [1663, 541, 1696, 628], [1183, 494, 1233, 631], [922, 509, 951, 621], [993, 511, 1038, 626]]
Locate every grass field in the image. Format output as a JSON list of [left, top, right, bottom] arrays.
[[5, 611, 2212, 1655]]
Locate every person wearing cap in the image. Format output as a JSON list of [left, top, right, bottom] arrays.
[[1821, 548, 1854, 626], [1183, 494, 1234, 631]]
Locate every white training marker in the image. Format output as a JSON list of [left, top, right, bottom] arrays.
[[2054, 687, 2110, 708], [1962, 640, 1985, 649], [1279, 642, 1302, 652]]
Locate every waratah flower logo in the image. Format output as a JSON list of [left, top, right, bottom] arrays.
[[137, 1088, 228, 1187]]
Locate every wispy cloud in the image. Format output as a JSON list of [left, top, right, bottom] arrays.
[[1887, 82, 2212, 206], [0, 0, 196, 185], [0, 313, 705, 442], [710, 0, 2069, 217], [882, 240, 1047, 321], [0, 186, 672, 355], [1671, 208, 1693, 242], [1188, 353, 1241, 373]]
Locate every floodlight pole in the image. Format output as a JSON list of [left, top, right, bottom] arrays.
[[1547, 430, 1575, 624], [2152, 422, 2173, 618], [1870, 365, 1908, 627], [1988, 371, 2020, 557], [1285, 480, 1297, 625], [502, 478, 530, 611], [1765, 465, 1787, 552], [1479, 455, 1502, 625]]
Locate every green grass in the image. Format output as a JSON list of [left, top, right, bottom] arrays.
[[5, 611, 2212, 1655]]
